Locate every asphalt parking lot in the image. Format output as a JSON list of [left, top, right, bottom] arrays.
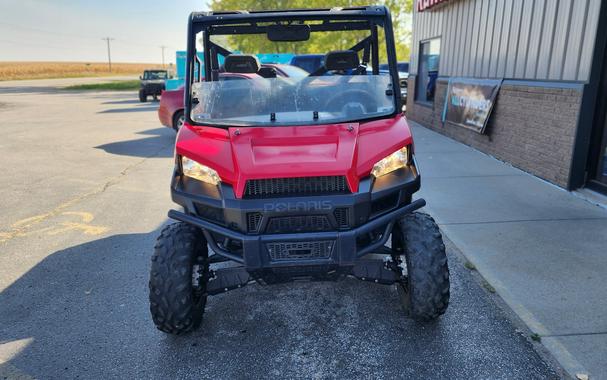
[[0, 79, 559, 379]]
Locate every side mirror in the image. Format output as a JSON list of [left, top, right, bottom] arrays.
[[139, 75, 143, 80]]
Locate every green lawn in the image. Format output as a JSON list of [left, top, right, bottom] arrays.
[[63, 80, 140, 91]]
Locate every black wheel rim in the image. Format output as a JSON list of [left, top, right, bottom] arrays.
[[191, 255, 207, 303], [177, 115, 185, 130]]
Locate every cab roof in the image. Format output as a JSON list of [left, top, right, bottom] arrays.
[[191, 5, 389, 25]]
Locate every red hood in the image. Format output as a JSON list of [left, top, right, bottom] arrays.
[[175, 114, 413, 198]]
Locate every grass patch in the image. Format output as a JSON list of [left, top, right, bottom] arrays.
[[63, 80, 140, 91], [464, 261, 476, 270], [482, 280, 496, 293], [530, 333, 542, 342]]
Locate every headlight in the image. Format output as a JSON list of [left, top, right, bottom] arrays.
[[181, 156, 221, 185], [371, 146, 409, 178]]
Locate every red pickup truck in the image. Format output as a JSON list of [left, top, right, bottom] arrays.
[[158, 64, 307, 131]]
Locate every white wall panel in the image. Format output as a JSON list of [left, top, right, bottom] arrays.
[[549, 0, 574, 79], [514, 0, 535, 78], [481, 0, 498, 77], [495, 0, 513, 78], [577, 0, 600, 80], [489, 0, 505, 77], [505, 0, 523, 78], [410, 0, 601, 81], [474, 0, 489, 77], [525, 0, 546, 77], [562, 0, 589, 80]]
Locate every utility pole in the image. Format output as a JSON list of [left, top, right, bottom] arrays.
[[102, 37, 114, 72], [160, 45, 167, 68]]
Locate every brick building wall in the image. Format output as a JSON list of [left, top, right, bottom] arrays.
[[406, 76, 583, 188]]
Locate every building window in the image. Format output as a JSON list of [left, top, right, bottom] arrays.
[[416, 38, 440, 103]]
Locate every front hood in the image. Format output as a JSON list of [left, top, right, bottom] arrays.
[[229, 123, 359, 197], [176, 115, 413, 198]]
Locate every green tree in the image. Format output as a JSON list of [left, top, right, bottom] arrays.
[[208, 0, 413, 62]]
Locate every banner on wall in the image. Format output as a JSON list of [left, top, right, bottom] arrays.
[[442, 78, 502, 134], [417, 0, 452, 12]]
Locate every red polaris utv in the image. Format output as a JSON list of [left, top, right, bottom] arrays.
[[149, 5, 450, 335]]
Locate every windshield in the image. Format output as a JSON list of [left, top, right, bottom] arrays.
[[290, 56, 324, 73], [275, 64, 309, 79], [145, 71, 167, 80], [380, 62, 408, 74], [189, 15, 398, 127], [191, 74, 394, 127]]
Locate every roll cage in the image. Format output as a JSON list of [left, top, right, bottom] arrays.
[[184, 5, 403, 127]]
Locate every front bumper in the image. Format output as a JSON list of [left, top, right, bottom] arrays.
[[141, 83, 165, 95], [169, 160, 422, 274], [170, 198, 424, 267]]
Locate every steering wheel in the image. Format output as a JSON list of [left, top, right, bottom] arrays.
[[324, 90, 377, 116]]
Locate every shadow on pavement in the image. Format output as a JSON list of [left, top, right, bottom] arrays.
[[98, 105, 159, 114], [0, 230, 160, 379], [0, 86, 63, 94], [97, 96, 159, 114], [94, 127, 174, 158], [102, 99, 146, 105], [0, 227, 557, 379]]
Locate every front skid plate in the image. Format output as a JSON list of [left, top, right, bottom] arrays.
[[205, 258, 400, 296]]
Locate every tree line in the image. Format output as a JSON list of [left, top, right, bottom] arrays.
[[209, 0, 413, 63]]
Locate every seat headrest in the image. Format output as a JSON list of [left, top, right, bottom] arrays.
[[324, 50, 360, 71], [224, 54, 260, 74]]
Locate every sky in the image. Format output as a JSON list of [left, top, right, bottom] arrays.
[[0, 0, 208, 63]]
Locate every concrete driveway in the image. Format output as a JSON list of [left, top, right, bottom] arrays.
[[0, 79, 558, 379]]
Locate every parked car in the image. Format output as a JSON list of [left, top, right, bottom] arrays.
[[139, 69, 168, 102], [158, 64, 307, 131], [157, 86, 186, 131], [289, 54, 325, 73], [380, 62, 409, 106]]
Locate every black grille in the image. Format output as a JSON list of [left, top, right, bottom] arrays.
[[266, 215, 331, 234], [333, 208, 350, 229], [247, 212, 262, 233], [266, 240, 334, 260], [244, 176, 348, 198]]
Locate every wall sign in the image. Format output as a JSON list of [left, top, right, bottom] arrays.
[[417, 0, 451, 12], [442, 78, 502, 134]]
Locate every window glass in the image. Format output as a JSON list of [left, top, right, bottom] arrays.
[[144, 71, 168, 80], [275, 64, 309, 79], [191, 75, 395, 127], [416, 38, 440, 103], [188, 24, 398, 127], [397, 62, 409, 73]]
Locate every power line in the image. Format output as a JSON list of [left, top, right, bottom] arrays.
[[0, 21, 177, 63], [102, 37, 115, 72], [0, 38, 94, 51], [0, 21, 100, 40], [0, 21, 175, 51]]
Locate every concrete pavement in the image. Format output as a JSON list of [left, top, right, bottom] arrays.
[[412, 121, 607, 379]]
